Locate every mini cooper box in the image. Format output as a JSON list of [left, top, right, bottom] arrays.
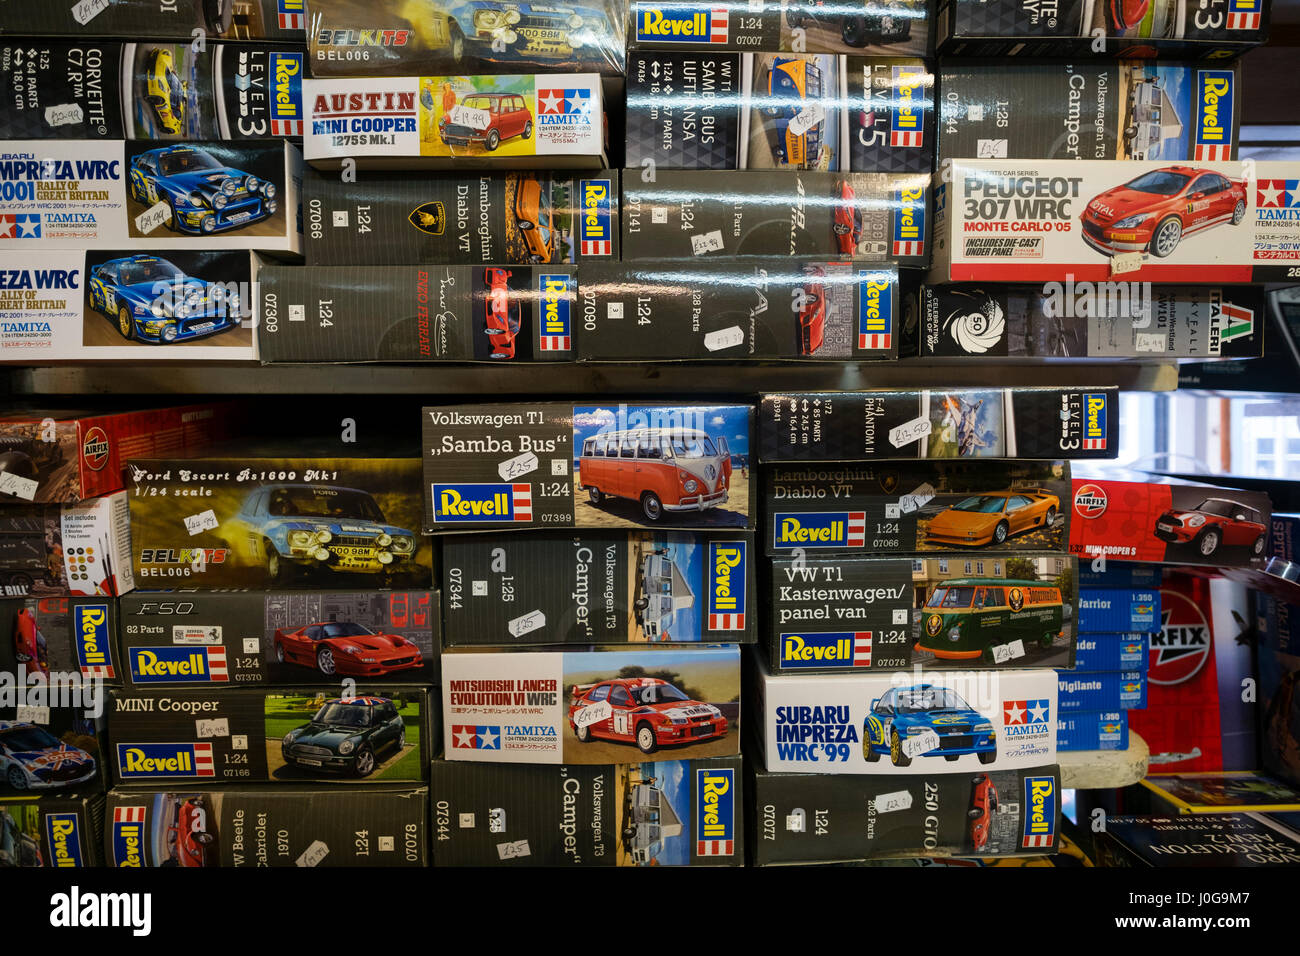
[[0, 596, 121, 683], [430, 755, 743, 865], [105, 785, 429, 867], [442, 645, 741, 765], [0, 0, 306, 40], [109, 686, 433, 785], [0, 492, 134, 598], [422, 402, 755, 533], [0, 791, 104, 867]]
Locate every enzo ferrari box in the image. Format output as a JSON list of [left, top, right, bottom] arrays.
[[0, 491, 134, 598], [105, 785, 428, 866], [0, 792, 104, 867], [108, 686, 432, 785], [0, 0, 306, 40], [422, 402, 754, 532], [441, 531, 755, 644], [0, 597, 121, 682], [1093, 814, 1300, 867], [441, 645, 741, 765], [0, 701, 108, 796], [1057, 669, 1147, 711], [430, 755, 743, 865], [1057, 710, 1128, 751]]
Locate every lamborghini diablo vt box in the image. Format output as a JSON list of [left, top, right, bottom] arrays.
[[0, 492, 134, 598], [0, 596, 121, 681], [0, 0, 307, 41], [0, 792, 104, 867]]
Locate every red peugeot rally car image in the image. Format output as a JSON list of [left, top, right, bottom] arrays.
[[483, 268, 522, 359], [568, 677, 727, 754], [968, 773, 998, 851], [1080, 167, 1247, 259], [273, 621, 425, 677], [1154, 497, 1268, 557]]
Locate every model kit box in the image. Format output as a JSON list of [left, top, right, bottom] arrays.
[[0, 701, 107, 796], [1057, 669, 1146, 711], [0, 597, 120, 681], [1136, 772, 1300, 814], [105, 785, 428, 866], [1077, 589, 1159, 632], [1093, 814, 1300, 867], [757, 388, 1120, 462], [442, 645, 741, 764], [1078, 561, 1161, 590], [749, 762, 1060, 864], [1057, 710, 1127, 751], [0, 0, 306, 40], [422, 402, 754, 532], [0, 492, 134, 598], [1074, 633, 1148, 672], [118, 590, 438, 686], [257, 264, 578, 363], [430, 755, 743, 865], [0, 792, 104, 867], [109, 685, 432, 784]]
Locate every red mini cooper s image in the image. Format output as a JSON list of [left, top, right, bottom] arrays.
[[1153, 497, 1268, 557], [439, 92, 534, 151], [568, 677, 727, 754], [1080, 167, 1246, 259]]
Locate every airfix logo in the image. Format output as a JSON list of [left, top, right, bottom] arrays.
[[890, 65, 925, 148], [117, 743, 215, 778], [579, 179, 612, 255], [278, 0, 306, 30], [111, 806, 147, 866], [1150, 586, 1210, 685], [772, 512, 866, 549], [1194, 70, 1234, 161], [433, 483, 533, 522], [891, 185, 925, 257], [1083, 393, 1108, 450], [696, 768, 734, 856], [708, 541, 747, 631], [46, 813, 84, 867], [857, 270, 894, 350], [1022, 776, 1057, 848], [780, 632, 873, 668], [75, 603, 115, 679], [1226, 0, 1262, 30], [539, 274, 572, 352], [81, 425, 109, 471], [408, 201, 446, 235], [129, 646, 229, 684], [269, 52, 305, 135], [1073, 482, 1108, 519], [636, 6, 729, 43]]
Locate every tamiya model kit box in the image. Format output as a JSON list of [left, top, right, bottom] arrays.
[[1076, 589, 1159, 632], [1057, 710, 1127, 751], [0, 139, 302, 252], [1092, 814, 1300, 867], [0, 491, 134, 598], [256, 264, 578, 363], [0, 792, 104, 867], [442, 645, 741, 764], [0, 596, 121, 681], [0, 701, 108, 796], [0, 0, 306, 41], [1074, 632, 1148, 672], [430, 755, 743, 865], [118, 590, 438, 686], [422, 402, 754, 532], [105, 785, 428, 866], [1057, 669, 1147, 711], [757, 388, 1119, 462], [441, 531, 755, 644], [109, 685, 432, 784]]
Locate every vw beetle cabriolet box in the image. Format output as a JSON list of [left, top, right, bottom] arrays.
[[422, 402, 754, 532], [0, 0, 305, 40], [109, 685, 432, 784], [442, 645, 741, 765], [0, 792, 104, 867], [0, 597, 121, 683], [0, 492, 134, 598]]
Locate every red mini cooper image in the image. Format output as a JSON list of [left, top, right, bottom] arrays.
[[799, 266, 826, 355], [1153, 497, 1268, 557], [568, 677, 727, 754], [1080, 166, 1247, 259], [484, 267, 521, 359], [438, 92, 533, 151], [833, 180, 863, 254], [968, 774, 998, 851], [272, 621, 425, 677]]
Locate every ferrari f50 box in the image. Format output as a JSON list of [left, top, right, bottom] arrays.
[[109, 685, 432, 785], [0, 0, 306, 40], [422, 402, 754, 532], [442, 645, 741, 765], [0, 792, 104, 867], [430, 755, 743, 865], [105, 785, 428, 866], [0, 492, 134, 598], [441, 531, 754, 644], [0, 597, 121, 682]]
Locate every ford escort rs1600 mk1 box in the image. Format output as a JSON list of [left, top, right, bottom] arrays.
[[441, 531, 754, 644], [0, 0, 306, 41], [442, 645, 741, 765], [430, 755, 743, 865], [0, 596, 121, 682], [0, 492, 134, 598], [0, 792, 103, 867], [422, 402, 754, 532]]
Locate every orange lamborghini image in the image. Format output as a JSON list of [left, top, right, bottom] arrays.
[[925, 489, 1060, 547]]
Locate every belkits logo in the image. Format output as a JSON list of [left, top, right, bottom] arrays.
[[538, 274, 572, 351], [1073, 482, 1108, 519], [117, 743, 215, 778], [890, 65, 926, 148], [46, 813, 85, 867], [269, 52, 305, 136], [111, 806, 147, 866], [780, 632, 872, 668], [75, 603, 115, 679], [708, 541, 747, 631], [1021, 776, 1057, 848], [857, 270, 894, 350], [1194, 70, 1234, 161], [772, 511, 866, 549], [1083, 392, 1108, 450], [128, 646, 229, 683], [636, 5, 729, 43], [433, 483, 533, 522], [696, 768, 735, 856], [578, 179, 612, 255], [892, 185, 925, 256], [451, 725, 501, 749]]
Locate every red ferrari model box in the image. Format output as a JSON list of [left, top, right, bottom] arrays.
[[1, 596, 121, 684]]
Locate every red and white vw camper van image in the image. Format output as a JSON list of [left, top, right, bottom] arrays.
[[579, 428, 732, 523]]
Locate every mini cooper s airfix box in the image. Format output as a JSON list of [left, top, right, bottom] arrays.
[[430, 755, 743, 865], [0, 0, 306, 41], [422, 402, 754, 532], [1057, 669, 1147, 711], [1057, 710, 1128, 751], [1074, 633, 1148, 672], [441, 531, 754, 644], [442, 645, 741, 765], [1093, 815, 1300, 867], [0, 491, 134, 598], [0, 792, 104, 867], [109, 686, 432, 785], [0, 597, 121, 682], [118, 590, 438, 687], [105, 785, 428, 866], [1076, 588, 1160, 633]]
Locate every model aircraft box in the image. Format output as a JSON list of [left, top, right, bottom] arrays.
[[421, 402, 755, 533], [1057, 668, 1147, 711], [1093, 814, 1300, 867], [256, 264, 578, 363], [441, 531, 755, 644], [0, 492, 134, 598], [1073, 632, 1148, 671], [1076, 589, 1160, 632], [0, 0, 306, 41], [441, 645, 741, 765], [0, 699, 108, 796], [1078, 561, 1161, 590], [0, 596, 121, 682], [117, 590, 438, 687], [576, 262, 901, 362], [108, 685, 433, 785], [756, 388, 1120, 462], [749, 762, 1061, 864], [0, 139, 302, 252], [1056, 710, 1127, 751], [430, 755, 744, 865], [104, 785, 428, 866], [0, 792, 104, 867]]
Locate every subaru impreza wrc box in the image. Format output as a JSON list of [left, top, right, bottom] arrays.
[[0, 492, 134, 598], [0, 792, 103, 867], [0, 596, 121, 684], [0, 0, 306, 41]]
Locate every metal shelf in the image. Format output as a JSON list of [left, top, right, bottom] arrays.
[[1060, 732, 1149, 791]]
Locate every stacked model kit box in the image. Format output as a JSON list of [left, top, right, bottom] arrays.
[[105, 785, 428, 866], [0, 792, 104, 867], [0, 701, 108, 796], [757, 388, 1119, 462], [1093, 814, 1300, 867], [1057, 710, 1127, 751], [422, 402, 754, 532], [1073, 633, 1148, 672], [1134, 771, 1300, 814], [430, 755, 743, 865], [0, 0, 306, 40], [0, 597, 120, 682], [441, 531, 755, 644], [0, 492, 134, 598], [1057, 669, 1147, 710], [1078, 561, 1161, 590], [1076, 589, 1160, 632]]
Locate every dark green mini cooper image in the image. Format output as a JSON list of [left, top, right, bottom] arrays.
[[280, 696, 407, 778]]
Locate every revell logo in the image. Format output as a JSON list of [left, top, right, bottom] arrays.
[[46, 813, 84, 867], [1194, 70, 1234, 160], [890, 65, 925, 147], [636, 5, 729, 43], [111, 806, 147, 866], [772, 512, 866, 549], [780, 632, 873, 668], [129, 646, 229, 684], [892, 185, 925, 256], [539, 274, 572, 351], [1083, 392, 1107, 450], [579, 179, 612, 255], [857, 270, 894, 350], [696, 768, 734, 856], [1226, 0, 1261, 30], [117, 742, 215, 778], [708, 541, 747, 631], [1022, 777, 1056, 848], [433, 483, 534, 522], [75, 603, 115, 679], [278, 0, 306, 30], [269, 53, 305, 135]]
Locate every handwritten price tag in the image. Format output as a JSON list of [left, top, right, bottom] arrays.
[[902, 729, 940, 758], [497, 839, 531, 860], [1134, 333, 1167, 353], [786, 103, 825, 139], [44, 103, 84, 127], [897, 482, 937, 514], [874, 790, 914, 813], [1110, 251, 1144, 275], [135, 200, 172, 235], [70, 0, 109, 24], [450, 104, 491, 131], [704, 326, 745, 352], [498, 451, 538, 481], [184, 509, 218, 536], [195, 718, 230, 738], [573, 700, 613, 728], [690, 229, 725, 256], [15, 705, 50, 724], [888, 416, 931, 449], [0, 471, 39, 501], [507, 609, 546, 638], [296, 840, 330, 867]]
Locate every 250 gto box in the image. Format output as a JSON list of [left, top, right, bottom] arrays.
[[0, 792, 104, 867], [0, 596, 121, 682], [0, 491, 134, 598], [430, 755, 743, 865], [0, 0, 306, 41]]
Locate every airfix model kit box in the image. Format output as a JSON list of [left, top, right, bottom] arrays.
[[1057, 668, 1147, 710], [430, 755, 743, 865], [768, 551, 1077, 672], [442, 645, 741, 765], [757, 388, 1120, 462], [109, 685, 432, 785], [0, 700, 108, 796], [256, 264, 578, 363], [105, 785, 428, 866], [441, 531, 754, 644], [1057, 710, 1127, 751], [1093, 814, 1300, 867], [0, 491, 134, 598], [577, 262, 901, 362], [117, 590, 438, 686], [0, 596, 121, 682], [1077, 589, 1160, 632], [0, 792, 104, 867], [1074, 632, 1148, 672], [422, 402, 754, 532], [749, 762, 1061, 864], [0, 0, 306, 40], [621, 168, 929, 266]]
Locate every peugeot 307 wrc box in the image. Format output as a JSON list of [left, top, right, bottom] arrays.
[[0, 596, 121, 682], [0, 792, 104, 867], [0, 492, 134, 598], [0, 0, 306, 40]]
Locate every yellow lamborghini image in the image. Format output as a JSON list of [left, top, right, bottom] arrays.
[[146, 49, 188, 136]]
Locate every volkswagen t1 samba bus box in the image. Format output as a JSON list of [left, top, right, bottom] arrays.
[[0, 492, 134, 598], [0, 792, 103, 868], [0, 0, 305, 40]]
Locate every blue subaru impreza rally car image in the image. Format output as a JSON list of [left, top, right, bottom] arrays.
[[863, 683, 997, 767], [128, 145, 277, 235], [88, 255, 242, 343]]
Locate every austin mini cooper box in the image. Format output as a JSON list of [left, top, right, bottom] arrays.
[[441, 531, 754, 644], [422, 402, 754, 532], [0, 0, 306, 40], [0, 492, 134, 598], [442, 645, 741, 765], [109, 685, 432, 784], [0, 597, 121, 683], [430, 755, 743, 865], [0, 792, 103, 867]]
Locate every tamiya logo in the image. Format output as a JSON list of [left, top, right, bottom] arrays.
[[269, 52, 305, 136], [696, 768, 735, 856], [278, 0, 306, 30], [1004, 699, 1050, 731], [81, 425, 109, 471], [129, 646, 229, 683], [772, 511, 865, 549], [117, 742, 216, 778], [889, 65, 925, 148], [433, 483, 533, 522], [46, 813, 84, 867], [708, 541, 747, 631], [780, 632, 873, 668], [1256, 180, 1300, 221], [1072, 482, 1108, 519], [539, 274, 573, 351], [636, 5, 729, 43], [1022, 776, 1057, 849], [75, 603, 115, 679], [857, 270, 894, 350], [451, 725, 501, 749], [111, 806, 147, 867], [1193, 70, 1233, 161], [0, 214, 40, 239], [579, 179, 613, 255], [891, 185, 925, 256], [1226, 0, 1261, 30], [538, 89, 594, 123], [1083, 392, 1108, 450]]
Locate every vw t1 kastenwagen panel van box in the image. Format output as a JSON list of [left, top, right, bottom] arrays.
[[0, 791, 103, 867], [0, 492, 134, 598], [0, 0, 306, 41], [0, 597, 121, 684]]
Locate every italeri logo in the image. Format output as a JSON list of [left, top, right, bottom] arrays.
[[433, 483, 534, 522], [579, 179, 613, 255], [708, 541, 747, 630], [1072, 482, 1108, 519], [780, 632, 873, 668], [1212, 295, 1254, 348], [696, 768, 734, 856], [772, 511, 866, 549], [278, 0, 306, 30], [538, 89, 594, 124], [1194, 70, 1234, 161], [1022, 776, 1056, 848], [128, 646, 229, 683], [75, 603, 115, 679], [857, 270, 893, 350], [890, 65, 925, 148], [46, 813, 84, 867], [81, 425, 109, 471], [539, 274, 572, 352], [1226, 0, 1262, 30], [111, 806, 147, 866], [892, 185, 925, 256], [116, 742, 216, 778], [269, 52, 305, 136], [1083, 392, 1107, 450], [636, 5, 729, 43]]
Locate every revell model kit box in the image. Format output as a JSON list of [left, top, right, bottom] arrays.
[[105, 785, 428, 866], [0, 702, 107, 796], [1093, 815, 1300, 867], [442, 645, 741, 765], [0, 492, 134, 598], [0, 596, 120, 681], [109, 686, 432, 784], [757, 388, 1119, 462], [1057, 710, 1128, 751], [0, 792, 104, 867], [422, 402, 754, 532], [118, 590, 438, 686], [430, 755, 743, 865], [0, 0, 307, 40], [749, 763, 1061, 864], [1077, 588, 1160, 633], [1074, 633, 1148, 672], [1057, 669, 1147, 711]]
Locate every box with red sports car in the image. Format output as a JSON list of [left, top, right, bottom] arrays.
[[0, 597, 121, 684], [0, 492, 134, 598], [0, 792, 103, 867], [0, 0, 305, 41]]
